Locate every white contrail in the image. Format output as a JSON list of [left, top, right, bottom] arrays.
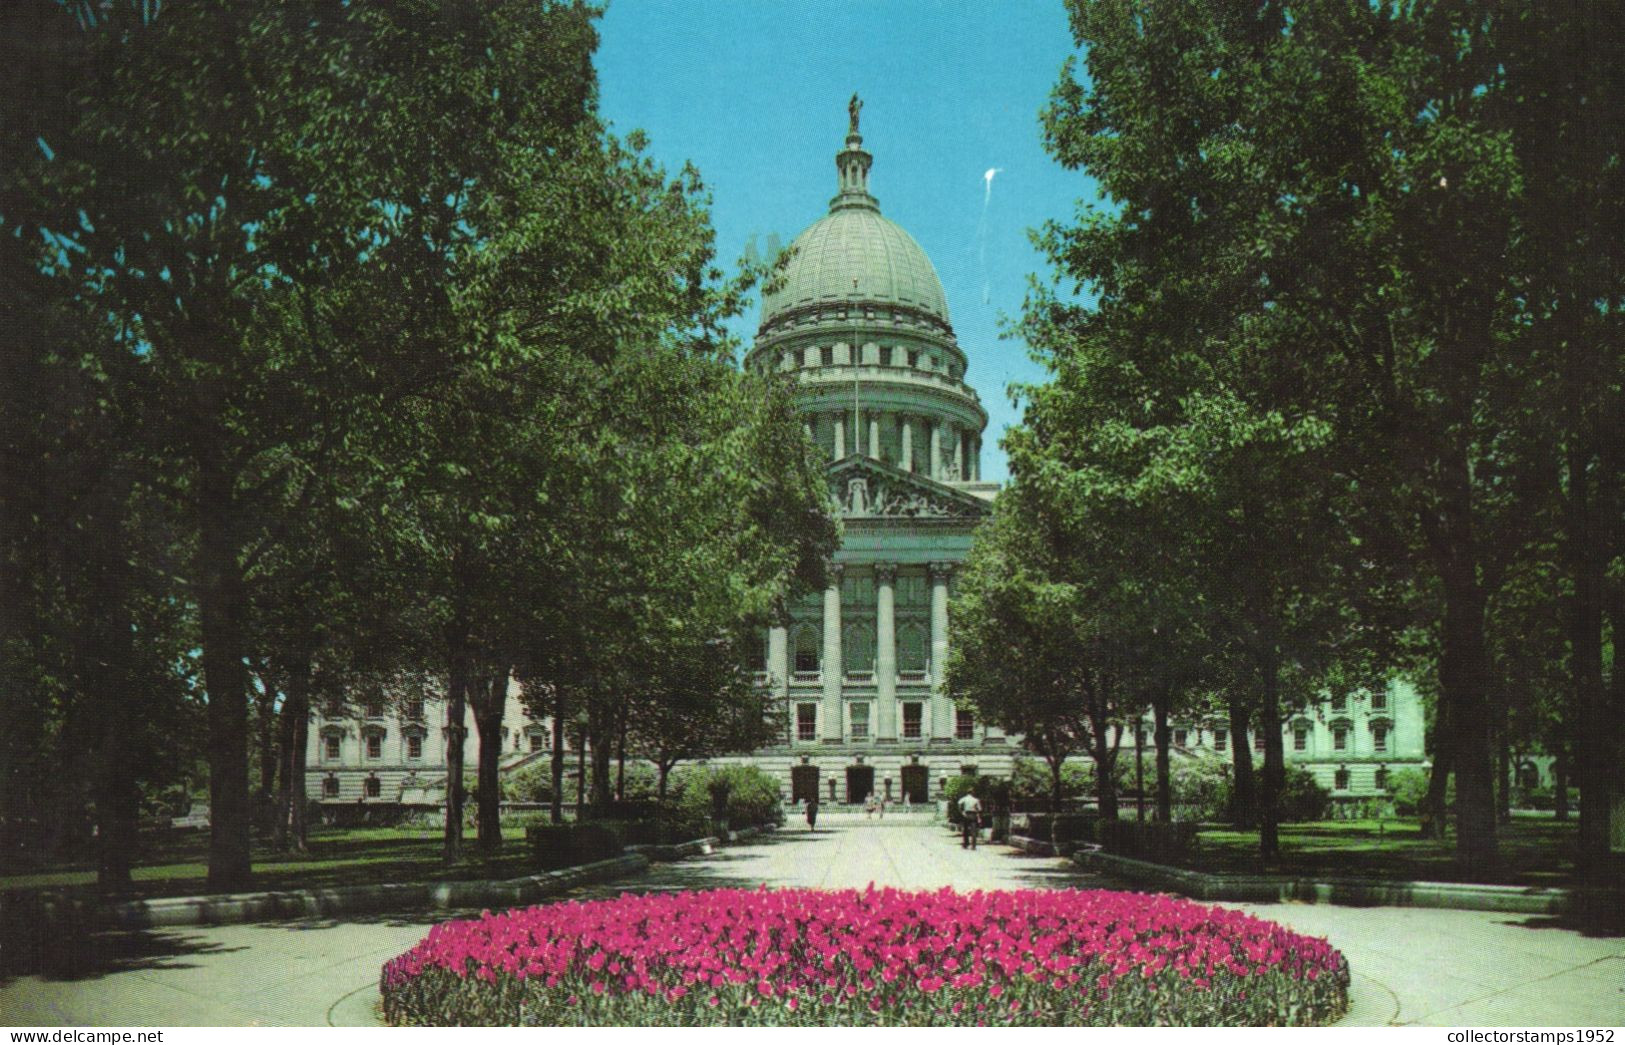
[[979, 169, 1004, 303]]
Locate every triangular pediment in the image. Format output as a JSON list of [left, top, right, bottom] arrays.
[[827, 455, 990, 520]]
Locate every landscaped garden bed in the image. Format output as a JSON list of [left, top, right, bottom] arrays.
[[380, 886, 1350, 1026]]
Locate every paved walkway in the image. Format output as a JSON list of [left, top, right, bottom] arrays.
[[3, 823, 1620, 1027]]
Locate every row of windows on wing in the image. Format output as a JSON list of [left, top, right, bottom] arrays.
[[1178, 717, 1395, 755], [787, 702, 976, 743], [755, 620, 935, 677], [760, 341, 965, 381], [320, 725, 552, 762], [323, 699, 426, 720]]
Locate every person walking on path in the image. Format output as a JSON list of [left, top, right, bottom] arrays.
[[805, 797, 819, 832], [957, 791, 983, 850]]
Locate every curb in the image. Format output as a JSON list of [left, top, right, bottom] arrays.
[[94, 854, 651, 929], [1070, 848, 1621, 916], [625, 837, 720, 861]]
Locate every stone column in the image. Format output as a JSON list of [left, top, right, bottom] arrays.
[[930, 423, 943, 481], [952, 427, 964, 480], [833, 412, 845, 459], [929, 562, 953, 742], [972, 438, 981, 481], [875, 564, 897, 743], [822, 565, 844, 743], [900, 418, 913, 472], [768, 624, 789, 694], [869, 415, 881, 459]]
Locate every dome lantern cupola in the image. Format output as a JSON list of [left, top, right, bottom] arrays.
[[832, 92, 877, 212]]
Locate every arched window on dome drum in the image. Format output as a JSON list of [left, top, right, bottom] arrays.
[[898, 622, 928, 675]]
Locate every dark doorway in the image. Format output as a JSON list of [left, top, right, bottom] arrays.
[[845, 765, 874, 804], [791, 765, 820, 804], [900, 764, 928, 804]]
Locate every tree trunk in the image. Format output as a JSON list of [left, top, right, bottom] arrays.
[[575, 724, 587, 818], [1134, 722, 1146, 822], [1553, 752, 1570, 821], [1496, 723, 1512, 823], [1438, 562, 1499, 872], [588, 702, 614, 815], [1564, 442, 1611, 870], [1227, 699, 1256, 828], [198, 492, 254, 891], [471, 669, 507, 853], [273, 656, 310, 852], [1421, 693, 1453, 838], [443, 646, 469, 862], [616, 708, 627, 803], [1258, 654, 1284, 859], [550, 690, 566, 825], [92, 600, 139, 894], [1153, 690, 1172, 823], [657, 761, 673, 804], [255, 667, 279, 812], [288, 693, 309, 852]]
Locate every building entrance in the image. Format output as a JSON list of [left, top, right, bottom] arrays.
[[845, 765, 874, 805], [791, 764, 820, 804], [900, 764, 928, 805]]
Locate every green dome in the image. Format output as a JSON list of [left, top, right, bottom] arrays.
[[761, 207, 950, 326]]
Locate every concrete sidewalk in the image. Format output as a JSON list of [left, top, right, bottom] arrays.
[[3, 822, 1619, 1027]]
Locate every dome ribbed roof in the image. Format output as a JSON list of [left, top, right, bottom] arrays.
[[761, 208, 950, 325]]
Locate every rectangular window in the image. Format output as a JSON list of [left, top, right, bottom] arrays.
[[1294, 727, 1308, 751], [797, 703, 818, 742], [407, 735, 423, 760], [1331, 694, 1347, 712], [1174, 729, 1188, 747], [1333, 727, 1348, 751], [1370, 684, 1387, 711], [1373, 725, 1388, 753], [1374, 767, 1389, 791], [366, 734, 382, 759], [365, 777, 381, 798], [325, 736, 340, 761], [902, 703, 923, 739], [1253, 731, 1265, 752], [322, 777, 339, 798], [1214, 728, 1228, 752], [529, 731, 546, 753], [1334, 769, 1350, 791], [406, 700, 424, 721], [955, 709, 975, 741], [849, 702, 870, 740]]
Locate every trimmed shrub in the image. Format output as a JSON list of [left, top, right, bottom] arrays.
[[1278, 767, 1331, 823], [1023, 813, 1098, 849], [525, 823, 623, 871], [381, 887, 1350, 1026], [1171, 760, 1233, 822], [671, 765, 784, 830], [1010, 758, 1093, 805], [1097, 819, 1199, 861]]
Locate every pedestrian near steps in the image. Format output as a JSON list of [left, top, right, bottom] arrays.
[[957, 791, 982, 850]]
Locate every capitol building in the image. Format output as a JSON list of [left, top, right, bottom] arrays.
[[305, 105, 1428, 812], [717, 107, 1009, 807]]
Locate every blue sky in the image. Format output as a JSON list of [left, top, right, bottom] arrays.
[[593, 1, 1098, 482]]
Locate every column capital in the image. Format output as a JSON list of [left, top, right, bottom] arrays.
[[874, 562, 897, 584], [928, 561, 955, 583]]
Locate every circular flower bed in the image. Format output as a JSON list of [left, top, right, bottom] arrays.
[[381, 887, 1349, 1026]]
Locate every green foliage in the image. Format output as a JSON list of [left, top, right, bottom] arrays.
[[671, 765, 784, 829], [1385, 768, 1430, 817], [1009, 757, 1093, 804], [1171, 760, 1234, 823], [1278, 768, 1332, 824]]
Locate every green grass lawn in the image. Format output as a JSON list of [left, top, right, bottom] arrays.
[[1188, 817, 1609, 887], [1, 825, 541, 901]]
